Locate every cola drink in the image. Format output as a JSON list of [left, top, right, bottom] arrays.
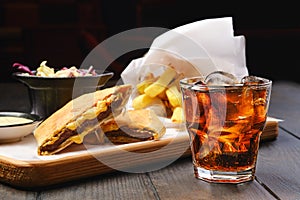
[[180, 73, 272, 183]]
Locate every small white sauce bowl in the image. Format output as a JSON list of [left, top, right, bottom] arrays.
[[0, 112, 41, 143]]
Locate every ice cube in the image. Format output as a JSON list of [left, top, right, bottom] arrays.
[[187, 77, 205, 89], [198, 145, 211, 159], [241, 75, 266, 86], [223, 141, 237, 153], [238, 86, 254, 118], [237, 143, 248, 153], [187, 76, 206, 85], [204, 71, 239, 86]]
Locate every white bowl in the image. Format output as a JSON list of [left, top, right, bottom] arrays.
[[0, 112, 41, 143]]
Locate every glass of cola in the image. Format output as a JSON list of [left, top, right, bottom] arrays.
[[180, 71, 272, 184]]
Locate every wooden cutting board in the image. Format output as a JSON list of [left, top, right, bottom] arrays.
[[0, 117, 279, 189], [260, 117, 279, 142]]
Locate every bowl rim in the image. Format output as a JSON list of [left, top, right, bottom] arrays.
[[12, 71, 115, 89], [0, 111, 42, 128], [12, 71, 114, 80]]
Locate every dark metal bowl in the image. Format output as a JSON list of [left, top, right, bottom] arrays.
[[12, 71, 114, 119]]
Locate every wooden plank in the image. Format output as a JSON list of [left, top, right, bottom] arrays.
[[256, 128, 300, 199], [261, 117, 279, 142], [255, 81, 300, 199], [268, 81, 300, 138], [148, 157, 276, 200], [0, 131, 190, 189], [0, 118, 277, 189], [0, 172, 157, 199], [38, 172, 157, 200], [0, 183, 37, 199]]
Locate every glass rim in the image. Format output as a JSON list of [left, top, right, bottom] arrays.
[[179, 76, 272, 89]]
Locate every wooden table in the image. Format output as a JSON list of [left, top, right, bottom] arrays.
[[0, 80, 299, 200]]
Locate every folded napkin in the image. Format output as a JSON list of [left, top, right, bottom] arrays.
[[121, 17, 248, 85]]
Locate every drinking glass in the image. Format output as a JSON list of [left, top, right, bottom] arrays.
[[180, 75, 272, 183]]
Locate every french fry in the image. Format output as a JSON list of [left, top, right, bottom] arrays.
[[136, 73, 158, 94], [157, 89, 168, 100], [171, 106, 184, 123], [144, 67, 177, 98], [166, 84, 182, 108], [132, 94, 159, 110], [136, 80, 154, 94], [133, 67, 186, 123]]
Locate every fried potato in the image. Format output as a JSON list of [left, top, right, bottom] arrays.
[[133, 67, 185, 124], [136, 80, 154, 94], [136, 73, 158, 94], [132, 94, 159, 110], [144, 67, 177, 98], [171, 106, 184, 123], [166, 84, 182, 108], [157, 89, 168, 101]]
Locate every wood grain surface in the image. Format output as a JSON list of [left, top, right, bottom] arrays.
[[0, 118, 277, 189], [0, 81, 299, 200]]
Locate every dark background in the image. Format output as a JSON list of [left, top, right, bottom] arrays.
[[1, 0, 300, 83]]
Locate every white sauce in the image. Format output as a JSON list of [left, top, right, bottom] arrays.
[[0, 116, 33, 126]]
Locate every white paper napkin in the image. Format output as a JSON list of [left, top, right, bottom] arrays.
[[121, 17, 248, 85]]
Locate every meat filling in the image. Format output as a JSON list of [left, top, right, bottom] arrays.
[[40, 92, 127, 153], [105, 127, 155, 144], [40, 107, 111, 152]]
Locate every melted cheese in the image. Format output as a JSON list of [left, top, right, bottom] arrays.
[[69, 131, 90, 144], [66, 100, 109, 143], [66, 100, 108, 131]]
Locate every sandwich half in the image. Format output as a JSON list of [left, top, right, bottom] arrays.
[[100, 109, 166, 144], [34, 84, 132, 155]]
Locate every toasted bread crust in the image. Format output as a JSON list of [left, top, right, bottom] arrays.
[[34, 84, 132, 155], [101, 109, 166, 142]]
